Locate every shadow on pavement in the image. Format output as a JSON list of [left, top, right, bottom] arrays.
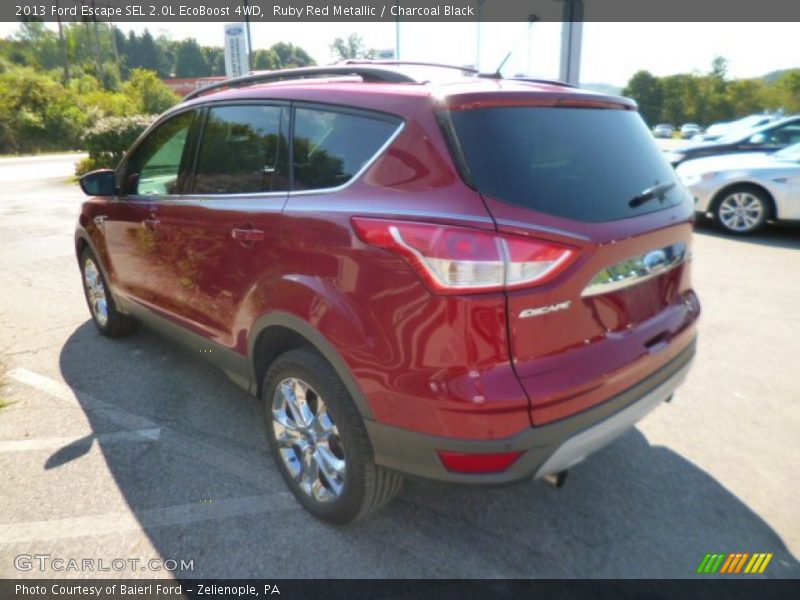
[[58, 320, 800, 578]]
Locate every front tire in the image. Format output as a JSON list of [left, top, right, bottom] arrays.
[[714, 186, 770, 235], [263, 348, 403, 524], [79, 248, 138, 337]]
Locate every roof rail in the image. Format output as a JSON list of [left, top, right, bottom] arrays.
[[340, 59, 479, 75], [183, 65, 417, 101]]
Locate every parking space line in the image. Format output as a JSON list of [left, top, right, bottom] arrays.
[[0, 429, 160, 453], [0, 494, 291, 543], [8, 368, 271, 486]]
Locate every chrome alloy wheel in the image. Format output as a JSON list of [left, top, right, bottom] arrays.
[[83, 258, 109, 327], [271, 377, 346, 503], [718, 192, 764, 232]]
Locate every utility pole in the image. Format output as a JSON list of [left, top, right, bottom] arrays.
[[55, 0, 70, 84], [559, 0, 584, 85], [526, 16, 533, 75], [395, 1, 400, 59], [244, 0, 253, 71], [475, 0, 486, 70]]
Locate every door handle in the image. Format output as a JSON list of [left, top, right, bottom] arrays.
[[94, 215, 108, 228], [231, 228, 265, 243], [143, 218, 160, 231]]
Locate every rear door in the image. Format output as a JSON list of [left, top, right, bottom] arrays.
[[447, 103, 699, 424]]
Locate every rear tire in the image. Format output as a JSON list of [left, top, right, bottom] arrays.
[[263, 348, 403, 524], [713, 186, 770, 235], [79, 248, 138, 337]]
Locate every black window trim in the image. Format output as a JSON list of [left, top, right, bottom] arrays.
[[116, 99, 406, 202], [288, 100, 405, 196], [115, 106, 201, 201], [179, 99, 292, 201]]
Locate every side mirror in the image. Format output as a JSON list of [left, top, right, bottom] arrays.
[[79, 169, 117, 196], [748, 133, 767, 145]]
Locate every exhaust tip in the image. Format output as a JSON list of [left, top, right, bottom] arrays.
[[543, 470, 568, 488]]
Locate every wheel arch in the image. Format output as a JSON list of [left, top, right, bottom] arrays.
[[248, 311, 374, 421]]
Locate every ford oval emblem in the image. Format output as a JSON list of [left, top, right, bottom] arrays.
[[643, 249, 668, 274]]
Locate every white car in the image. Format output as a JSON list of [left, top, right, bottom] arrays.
[[698, 114, 778, 142], [677, 143, 800, 234]]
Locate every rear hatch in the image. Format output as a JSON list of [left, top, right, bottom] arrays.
[[442, 92, 700, 424]]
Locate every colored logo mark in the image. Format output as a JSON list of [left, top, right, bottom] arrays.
[[697, 552, 773, 574]]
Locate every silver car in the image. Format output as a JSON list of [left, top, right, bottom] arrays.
[[677, 143, 800, 234]]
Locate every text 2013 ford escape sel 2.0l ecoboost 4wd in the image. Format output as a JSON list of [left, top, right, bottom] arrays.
[[76, 62, 700, 523]]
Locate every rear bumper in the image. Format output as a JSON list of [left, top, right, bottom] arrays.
[[366, 337, 695, 484]]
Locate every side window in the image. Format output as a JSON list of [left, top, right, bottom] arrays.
[[121, 111, 194, 196], [771, 124, 800, 145], [292, 107, 401, 191], [193, 105, 289, 194]]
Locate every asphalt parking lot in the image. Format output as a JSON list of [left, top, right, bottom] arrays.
[[0, 153, 798, 579]]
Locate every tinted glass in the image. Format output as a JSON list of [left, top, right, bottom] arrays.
[[122, 111, 194, 196], [292, 108, 400, 191], [194, 105, 289, 194], [765, 123, 800, 145], [450, 107, 684, 222]]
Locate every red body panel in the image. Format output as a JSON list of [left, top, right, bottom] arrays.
[[482, 196, 698, 424]]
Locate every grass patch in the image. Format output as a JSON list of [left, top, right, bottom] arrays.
[[0, 363, 11, 410]]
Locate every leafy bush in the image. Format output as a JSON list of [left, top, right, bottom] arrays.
[[74, 155, 113, 177], [78, 114, 155, 174], [0, 67, 86, 153]]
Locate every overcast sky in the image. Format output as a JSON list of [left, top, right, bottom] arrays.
[[1, 21, 797, 86]]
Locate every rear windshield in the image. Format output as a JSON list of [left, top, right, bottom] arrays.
[[448, 106, 683, 222]]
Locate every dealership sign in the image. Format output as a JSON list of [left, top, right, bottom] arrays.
[[224, 23, 249, 79]]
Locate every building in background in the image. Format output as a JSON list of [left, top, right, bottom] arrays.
[[162, 77, 227, 96]]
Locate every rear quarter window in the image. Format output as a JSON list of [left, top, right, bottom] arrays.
[[449, 106, 684, 222], [292, 107, 402, 191]]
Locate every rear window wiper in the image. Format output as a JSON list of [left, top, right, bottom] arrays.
[[628, 181, 676, 208]]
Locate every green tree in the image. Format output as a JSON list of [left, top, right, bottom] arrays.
[[203, 46, 226, 76], [329, 33, 376, 61], [122, 69, 179, 114], [622, 70, 663, 126], [703, 56, 732, 122], [126, 30, 170, 77], [271, 42, 315, 68], [727, 79, 768, 117], [772, 70, 800, 112], [14, 22, 61, 70], [174, 38, 209, 77], [252, 49, 281, 71]]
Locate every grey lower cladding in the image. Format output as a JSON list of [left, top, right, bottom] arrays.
[[365, 338, 696, 485]]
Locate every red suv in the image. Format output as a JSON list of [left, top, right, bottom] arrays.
[[76, 62, 700, 523]]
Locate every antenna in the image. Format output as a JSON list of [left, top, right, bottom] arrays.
[[493, 15, 540, 78]]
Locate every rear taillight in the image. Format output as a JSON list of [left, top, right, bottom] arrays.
[[351, 217, 577, 294]]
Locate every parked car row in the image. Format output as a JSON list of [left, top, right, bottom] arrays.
[[695, 113, 782, 142], [673, 116, 800, 234], [652, 123, 703, 139]]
